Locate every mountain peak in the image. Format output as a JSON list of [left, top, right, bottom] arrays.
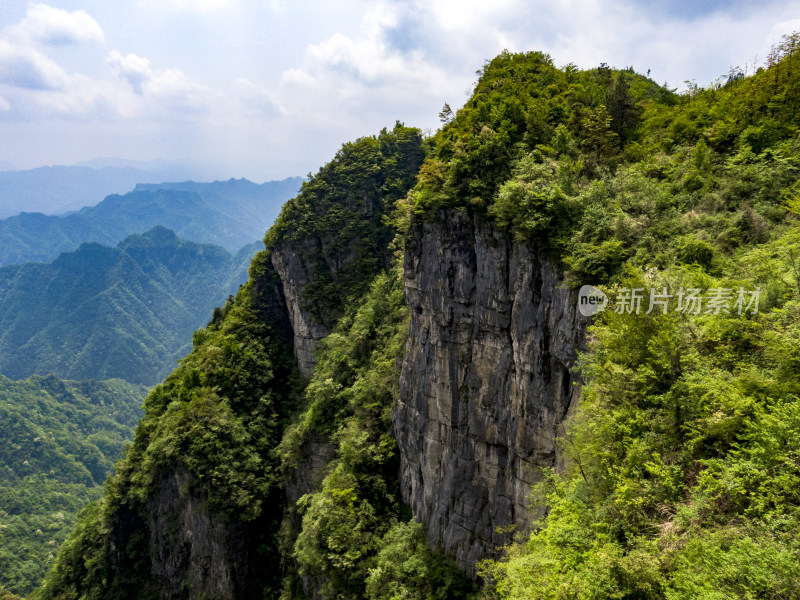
[[119, 225, 180, 248]]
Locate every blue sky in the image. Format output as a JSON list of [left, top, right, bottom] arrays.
[[0, 0, 798, 182]]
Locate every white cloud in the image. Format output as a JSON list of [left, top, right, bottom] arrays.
[[268, 0, 286, 14], [0, 3, 111, 115], [255, 0, 800, 179], [7, 3, 105, 46], [282, 1, 457, 109], [235, 78, 285, 116], [768, 18, 800, 48], [165, 0, 236, 11], [0, 40, 71, 90], [32, 75, 130, 118], [106, 51, 150, 94], [1, 0, 799, 180], [106, 50, 217, 113], [385, 0, 800, 92], [427, 0, 520, 35], [280, 68, 315, 86]]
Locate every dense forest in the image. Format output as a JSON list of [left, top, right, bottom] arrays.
[[0, 376, 146, 596], [477, 38, 800, 598], [31, 33, 800, 599], [0, 227, 259, 385]]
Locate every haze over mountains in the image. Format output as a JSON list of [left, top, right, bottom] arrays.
[[0, 167, 302, 384], [0, 167, 302, 595], [0, 163, 199, 219], [0, 177, 302, 266]]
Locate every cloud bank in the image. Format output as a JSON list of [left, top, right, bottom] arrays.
[[9, 3, 105, 45], [0, 0, 797, 180]]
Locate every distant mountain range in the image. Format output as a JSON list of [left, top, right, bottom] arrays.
[[0, 226, 260, 385], [0, 177, 302, 266], [0, 165, 195, 219], [0, 166, 301, 595], [74, 157, 195, 173]]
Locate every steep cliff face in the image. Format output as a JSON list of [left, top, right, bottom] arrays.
[[264, 124, 424, 379], [144, 467, 249, 600], [271, 240, 333, 377], [91, 255, 296, 600], [101, 464, 280, 600], [394, 209, 590, 573]]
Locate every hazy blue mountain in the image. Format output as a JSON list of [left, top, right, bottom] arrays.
[[0, 375, 146, 596], [0, 165, 169, 219], [0, 226, 260, 385], [74, 157, 195, 176], [0, 177, 302, 266]]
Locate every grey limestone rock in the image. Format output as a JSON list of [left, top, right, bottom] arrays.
[[146, 467, 248, 600], [394, 209, 590, 574], [271, 240, 331, 378]]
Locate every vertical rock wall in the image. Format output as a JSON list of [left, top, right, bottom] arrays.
[[394, 210, 589, 573], [270, 240, 331, 378], [145, 468, 248, 600]]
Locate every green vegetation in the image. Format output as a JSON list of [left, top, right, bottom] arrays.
[[0, 587, 23, 600], [266, 122, 425, 326], [34, 37, 800, 599], [279, 267, 474, 599], [0, 226, 258, 385], [0, 376, 146, 596], [35, 251, 299, 599], [270, 124, 471, 599], [36, 124, 429, 600], [440, 37, 800, 598], [409, 51, 667, 220]]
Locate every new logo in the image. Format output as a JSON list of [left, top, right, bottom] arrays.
[[578, 285, 608, 316]]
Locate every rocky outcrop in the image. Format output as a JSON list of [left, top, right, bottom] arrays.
[[104, 466, 266, 600], [394, 209, 590, 574], [271, 240, 331, 377], [284, 434, 336, 505], [271, 238, 372, 378], [146, 467, 249, 600]]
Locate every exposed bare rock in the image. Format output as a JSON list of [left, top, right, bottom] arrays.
[[394, 209, 590, 574], [271, 239, 331, 377], [146, 467, 248, 600], [284, 434, 336, 505]]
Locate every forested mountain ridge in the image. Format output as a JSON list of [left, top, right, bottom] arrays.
[[477, 39, 800, 598], [0, 376, 146, 596], [35, 123, 431, 600], [0, 227, 259, 385], [37, 35, 800, 600], [0, 177, 301, 266]]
